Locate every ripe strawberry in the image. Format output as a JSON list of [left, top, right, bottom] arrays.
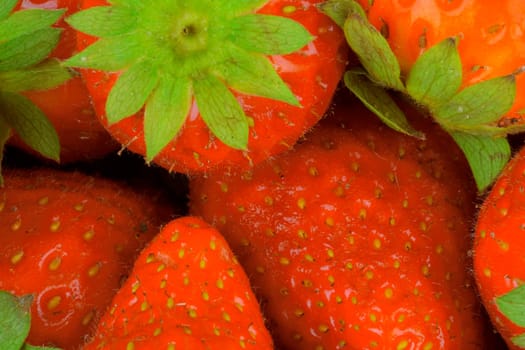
[[355, 0, 525, 125], [474, 145, 525, 350], [64, 0, 348, 173], [319, 0, 523, 191], [1, 0, 118, 164], [189, 97, 490, 349], [0, 167, 179, 349], [84, 216, 273, 349]]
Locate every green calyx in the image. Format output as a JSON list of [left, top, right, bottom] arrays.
[[496, 285, 525, 348], [0, 0, 71, 173], [65, 0, 313, 161], [320, 0, 524, 192]]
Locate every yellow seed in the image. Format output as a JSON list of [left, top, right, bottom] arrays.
[[309, 167, 319, 176], [397, 340, 409, 350], [327, 249, 335, 259], [153, 327, 162, 336], [280, 257, 291, 266], [435, 244, 444, 254], [88, 263, 101, 277], [498, 240, 510, 251], [82, 310, 94, 326], [126, 342, 135, 350], [359, 208, 367, 219], [421, 265, 430, 277], [297, 198, 306, 209], [370, 313, 377, 322], [393, 260, 401, 269], [49, 218, 60, 232], [351, 296, 358, 304], [423, 342, 434, 350], [167, 297, 174, 309], [216, 279, 224, 289], [294, 309, 305, 317], [220, 182, 228, 193], [38, 196, 49, 205], [222, 311, 231, 322], [188, 308, 197, 318], [171, 231, 180, 242], [283, 5, 297, 14], [325, 217, 335, 227], [167, 344, 175, 350], [83, 229, 95, 241], [200, 259, 207, 269], [384, 288, 393, 299], [157, 263, 166, 272], [365, 270, 374, 280], [183, 276, 190, 286], [74, 202, 84, 211], [373, 238, 381, 249], [304, 254, 315, 262], [302, 280, 313, 288], [146, 253, 155, 264], [11, 250, 24, 265], [47, 295, 61, 310], [159, 279, 167, 289], [48, 257, 62, 271], [141, 301, 149, 311], [483, 268, 492, 277], [318, 324, 329, 333], [264, 196, 274, 206], [298, 229, 307, 239], [178, 248, 185, 259], [11, 218, 22, 231]]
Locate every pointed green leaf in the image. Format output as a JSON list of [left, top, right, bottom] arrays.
[[434, 75, 516, 129], [65, 6, 136, 37], [144, 77, 192, 161], [0, 0, 18, 20], [512, 333, 525, 348], [449, 131, 510, 192], [106, 61, 159, 124], [0, 9, 64, 42], [64, 35, 142, 71], [344, 69, 424, 138], [193, 74, 249, 150], [0, 27, 61, 71], [317, 0, 366, 28], [227, 14, 313, 55], [0, 59, 72, 92], [343, 12, 405, 91], [0, 92, 60, 161], [406, 37, 462, 108], [0, 291, 33, 350], [214, 47, 299, 106], [496, 285, 525, 327], [22, 345, 62, 350]]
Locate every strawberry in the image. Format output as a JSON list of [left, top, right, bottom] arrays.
[[83, 216, 273, 349], [63, 0, 348, 173], [474, 145, 525, 350], [189, 97, 490, 349], [0, 166, 179, 349], [1, 0, 118, 165], [319, 0, 524, 191]]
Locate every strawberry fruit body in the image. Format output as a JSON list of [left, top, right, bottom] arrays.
[[474, 145, 525, 350], [65, 0, 348, 173], [0, 167, 177, 349], [84, 216, 273, 350], [355, 0, 525, 126], [3, 0, 118, 164], [189, 97, 489, 349]]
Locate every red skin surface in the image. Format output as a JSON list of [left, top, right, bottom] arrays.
[[84, 217, 274, 350], [474, 146, 525, 350], [356, 0, 525, 126], [0, 167, 178, 349], [189, 98, 491, 349], [76, 0, 349, 173], [8, 0, 118, 163]]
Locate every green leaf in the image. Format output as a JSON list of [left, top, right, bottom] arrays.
[[227, 14, 313, 55], [0, 91, 60, 161], [316, 0, 366, 28], [344, 69, 424, 138], [106, 61, 159, 124], [496, 285, 525, 327], [144, 77, 192, 161], [64, 35, 142, 71], [343, 12, 405, 91], [0, 0, 18, 20], [65, 6, 136, 37], [449, 131, 510, 192], [0, 291, 33, 350], [434, 75, 516, 130], [0, 59, 72, 92], [0, 27, 62, 71], [193, 74, 249, 150], [406, 37, 462, 108], [512, 333, 525, 348], [22, 345, 62, 350], [214, 47, 299, 106], [222, 0, 268, 16], [0, 8, 64, 42]]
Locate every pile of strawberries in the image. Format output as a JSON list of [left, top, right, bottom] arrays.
[[2, 0, 525, 349]]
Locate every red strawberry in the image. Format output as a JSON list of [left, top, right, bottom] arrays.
[[64, 0, 348, 173], [0, 167, 179, 349], [319, 0, 523, 191], [474, 145, 525, 350], [189, 97, 491, 349], [2, 1, 118, 164], [84, 216, 273, 349]]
